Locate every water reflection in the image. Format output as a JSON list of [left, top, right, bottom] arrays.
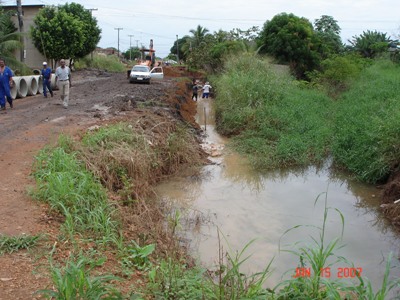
[[155, 98, 400, 295]]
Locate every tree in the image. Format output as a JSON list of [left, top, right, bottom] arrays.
[[189, 25, 210, 47], [258, 13, 320, 78], [31, 6, 83, 62], [229, 26, 260, 43], [349, 30, 390, 58], [314, 15, 343, 57], [122, 47, 141, 61], [60, 3, 101, 58], [0, 6, 22, 69], [170, 35, 189, 61], [31, 3, 101, 63]]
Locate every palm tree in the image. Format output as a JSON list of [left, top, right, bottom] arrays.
[[189, 25, 210, 47], [0, 8, 22, 69]]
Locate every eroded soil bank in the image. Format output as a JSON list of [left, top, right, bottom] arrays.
[[0, 67, 205, 299]]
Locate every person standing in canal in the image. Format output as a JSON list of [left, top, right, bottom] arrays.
[[41, 62, 53, 98], [192, 79, 200, 101], [0, 57, 14, 110], [202, 81, 212, 99], [55, 59, 71, 109]]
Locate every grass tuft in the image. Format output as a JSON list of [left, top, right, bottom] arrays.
[[0, 234, 41, 254]]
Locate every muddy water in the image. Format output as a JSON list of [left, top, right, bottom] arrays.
[[155, 98, 400, 293]]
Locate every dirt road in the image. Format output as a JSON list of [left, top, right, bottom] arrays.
[[0, 70, 184, 299]]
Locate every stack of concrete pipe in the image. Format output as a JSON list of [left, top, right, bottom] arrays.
[[10, 74, 57, 99]]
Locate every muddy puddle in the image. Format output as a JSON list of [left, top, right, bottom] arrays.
[[155, 98, 400, 294]]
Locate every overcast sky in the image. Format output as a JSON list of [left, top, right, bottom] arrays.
[[3, 0, 400, 57]]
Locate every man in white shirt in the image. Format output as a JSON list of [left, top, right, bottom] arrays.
[[55, 59, 72, 109], [202, 82, 212, 99]]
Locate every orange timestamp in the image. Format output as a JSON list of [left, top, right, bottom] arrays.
[[293, 267, 363, 278]]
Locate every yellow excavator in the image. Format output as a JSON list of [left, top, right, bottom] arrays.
[[139, 39, 156, 68]]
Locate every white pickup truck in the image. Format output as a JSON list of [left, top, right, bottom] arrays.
[[129, 65, 164, 84]]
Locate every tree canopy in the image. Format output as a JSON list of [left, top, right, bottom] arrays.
[[123, 47, 141, 61], [349, 30, 390, 58], [61, 3, 101, 58], [258, 12, 320, 78], [314, 15, 343, 57], [31, 2, 101, 62]]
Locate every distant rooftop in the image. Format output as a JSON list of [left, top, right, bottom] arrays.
[[1, 0, 45, 7]]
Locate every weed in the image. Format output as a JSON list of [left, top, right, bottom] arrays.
[[36, 255, 122, 300], [208, 231, 272, 299], [168, 209, 182, 236], [146, 257, 213, 299], [120, 241, 155, 274], [275, 192, 346, 299], [0, 234, 41, 254]]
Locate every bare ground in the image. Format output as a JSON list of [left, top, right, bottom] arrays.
[[0, 68, 199, 299]]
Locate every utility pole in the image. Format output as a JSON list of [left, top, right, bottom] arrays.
[[87, 8, 98, 15], [128, 34, 134, 60], [114, 27, 123, 57], [176, 35, 179, 63], [16, 0, 24, 62]]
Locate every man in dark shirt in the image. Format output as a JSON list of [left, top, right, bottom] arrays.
[[41, 62, 53, 98]]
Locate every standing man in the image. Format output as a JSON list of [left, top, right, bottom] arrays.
[[192, 79, 200, 101], [41, 62, 53, 98], [55, 59, 71, 109], [202, 82, 212, 99], [0, 57, 14, 110]]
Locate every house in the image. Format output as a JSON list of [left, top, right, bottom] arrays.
[[3, 3, 46, 69]]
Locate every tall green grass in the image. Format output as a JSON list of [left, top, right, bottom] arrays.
[[31, 136, 119, 241], [215, 55, 400, 184], [214, 54, 332, 169], [74, 54, 126, 72], [332, 59, 400, 183]]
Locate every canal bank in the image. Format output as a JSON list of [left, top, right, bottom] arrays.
[[155, 96, 400, 296]]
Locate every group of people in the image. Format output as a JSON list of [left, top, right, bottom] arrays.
[[192, 80, 212, 101], [0, 57, 72, 112]]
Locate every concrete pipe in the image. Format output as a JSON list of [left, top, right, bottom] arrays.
[[24, 75, 39, 96], [34, 75, 43, 94], [50, 74, 58, 90], [10, 79, 17, 99], [14, 76, 28, 98]]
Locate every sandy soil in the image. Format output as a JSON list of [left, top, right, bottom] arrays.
[[0, 68, 196, 299]]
